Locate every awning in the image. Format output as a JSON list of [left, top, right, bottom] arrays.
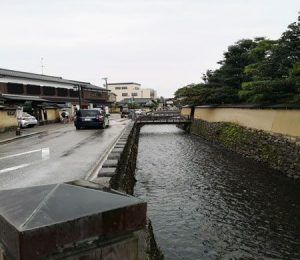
[[1, 94, 48, 102]]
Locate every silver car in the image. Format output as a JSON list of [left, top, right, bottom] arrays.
[[18, 112, 38, 128]]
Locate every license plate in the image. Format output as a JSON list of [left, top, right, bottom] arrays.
[[84, 118, 91, 121]]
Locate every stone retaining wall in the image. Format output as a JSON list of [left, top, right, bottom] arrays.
[[109, 123, 140, 194], [92, 122, 164, 259], [190, 119, 300, 179]]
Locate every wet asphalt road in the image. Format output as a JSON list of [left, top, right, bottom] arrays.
[[0, 115, 128, 190]]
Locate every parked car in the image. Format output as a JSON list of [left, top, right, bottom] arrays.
[[121, 108, 129, 118], [134, 109, 146, 116], [18, 112, 38, 128], [74, 109, 109, 130]]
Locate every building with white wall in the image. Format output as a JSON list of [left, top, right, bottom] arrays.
[[107, 82, 157, 102], [141, 88, 157, 100]]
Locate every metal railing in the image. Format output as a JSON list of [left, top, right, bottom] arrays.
[[135, 111, 191, 124]]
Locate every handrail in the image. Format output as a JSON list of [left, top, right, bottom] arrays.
[[135, 113, 191, 124]]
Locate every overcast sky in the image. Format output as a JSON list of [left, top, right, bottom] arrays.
[[0, 0, 298, 97]]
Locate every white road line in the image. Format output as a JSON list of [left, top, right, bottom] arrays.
[[0, 149, 41, 160], [42, 148, 50, 160], [0, 163, 30, 174], [0, 148, 50, 160]]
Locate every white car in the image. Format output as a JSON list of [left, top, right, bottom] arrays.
[[18, 112, 38, 128]]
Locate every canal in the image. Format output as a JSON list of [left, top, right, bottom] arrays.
[[134, 125, 300, 259]]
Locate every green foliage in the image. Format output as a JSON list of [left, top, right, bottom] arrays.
[[23, 101, 33, 113], [128, 103, 140, 109], [290, 62, 300, 80], [218, 123, 244, 147], [174, 84, 239, 106], [239, 79, 297, 103], [204, 39, 257, 88], [175, 16, 300, 105]]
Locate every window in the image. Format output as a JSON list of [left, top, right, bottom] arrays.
[[43, 87, 56, 96], [115, 87, 121, 90], [57, 88, 68, 97], [131, 92, 138, 96], [7, 83, 24, 94], [69, 89, 78, 97], [122, 93, 128, 96], [91, 92, 103, 97], [27, 85, 41, 95], [135, 87, 139, 90], [78, 110, 100, 117], [122, 86, 127, 89]]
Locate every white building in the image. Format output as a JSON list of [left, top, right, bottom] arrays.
[[141, 88, 157, 100], [107, 82, 157, 102]]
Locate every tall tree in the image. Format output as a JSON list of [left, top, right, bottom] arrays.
[[175, 16, 300, 106], [204, 39, 257, 88]]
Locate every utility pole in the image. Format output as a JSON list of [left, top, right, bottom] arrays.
[[74, 85, 82, 109], [41, 57, 44, 75], [78, 85, 82, 109], [102, 77, 108, 90]]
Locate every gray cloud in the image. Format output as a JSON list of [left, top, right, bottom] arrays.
[[0, 0, 298, 97]]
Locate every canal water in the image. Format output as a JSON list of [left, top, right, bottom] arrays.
[[134, 125, 300, 259]]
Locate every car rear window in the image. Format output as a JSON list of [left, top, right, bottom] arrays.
[[78, 110, 100, 117], [22, 112, 32, 117]]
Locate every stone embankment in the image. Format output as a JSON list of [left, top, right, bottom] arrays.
[[190, 119, 300, 179], [92, 122, 164, 260]]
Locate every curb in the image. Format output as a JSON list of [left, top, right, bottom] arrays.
[[85, 121, 131, 181], [91, 121, 135, 185], [0, 131, 45, 145]]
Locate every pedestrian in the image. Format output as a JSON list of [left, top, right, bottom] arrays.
[[65, 111, 69, 123], [61, 111, 66, 123]]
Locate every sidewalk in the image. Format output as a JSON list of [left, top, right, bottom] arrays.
[[0, 122, 73, 144]]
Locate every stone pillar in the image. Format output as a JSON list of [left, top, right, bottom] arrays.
[[0, 181, 147, 260]]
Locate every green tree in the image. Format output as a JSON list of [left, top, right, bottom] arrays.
[[175, 16, 300, 106], [204, 39, 258, 88], [239, 19, 300, 103]]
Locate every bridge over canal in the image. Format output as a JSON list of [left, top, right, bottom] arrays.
[[135, 111, 191, 125]]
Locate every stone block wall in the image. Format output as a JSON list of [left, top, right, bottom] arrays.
[[109, 123, 140, 195], [93, 122, 163, 259], [191, 119, 300, 179]]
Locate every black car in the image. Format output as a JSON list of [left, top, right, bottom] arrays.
[[74, 109, 109, 130], [121, 107, 129, 118]]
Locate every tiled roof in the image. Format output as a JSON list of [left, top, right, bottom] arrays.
[[195, 103, 300, 109], [83, 84, 107, 91], [119, 98, 154, 104], [1, 94, 48, 102], [107, 82, 141, 86], [0, 68, 108, 91], [0, 68, 89, 85]]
